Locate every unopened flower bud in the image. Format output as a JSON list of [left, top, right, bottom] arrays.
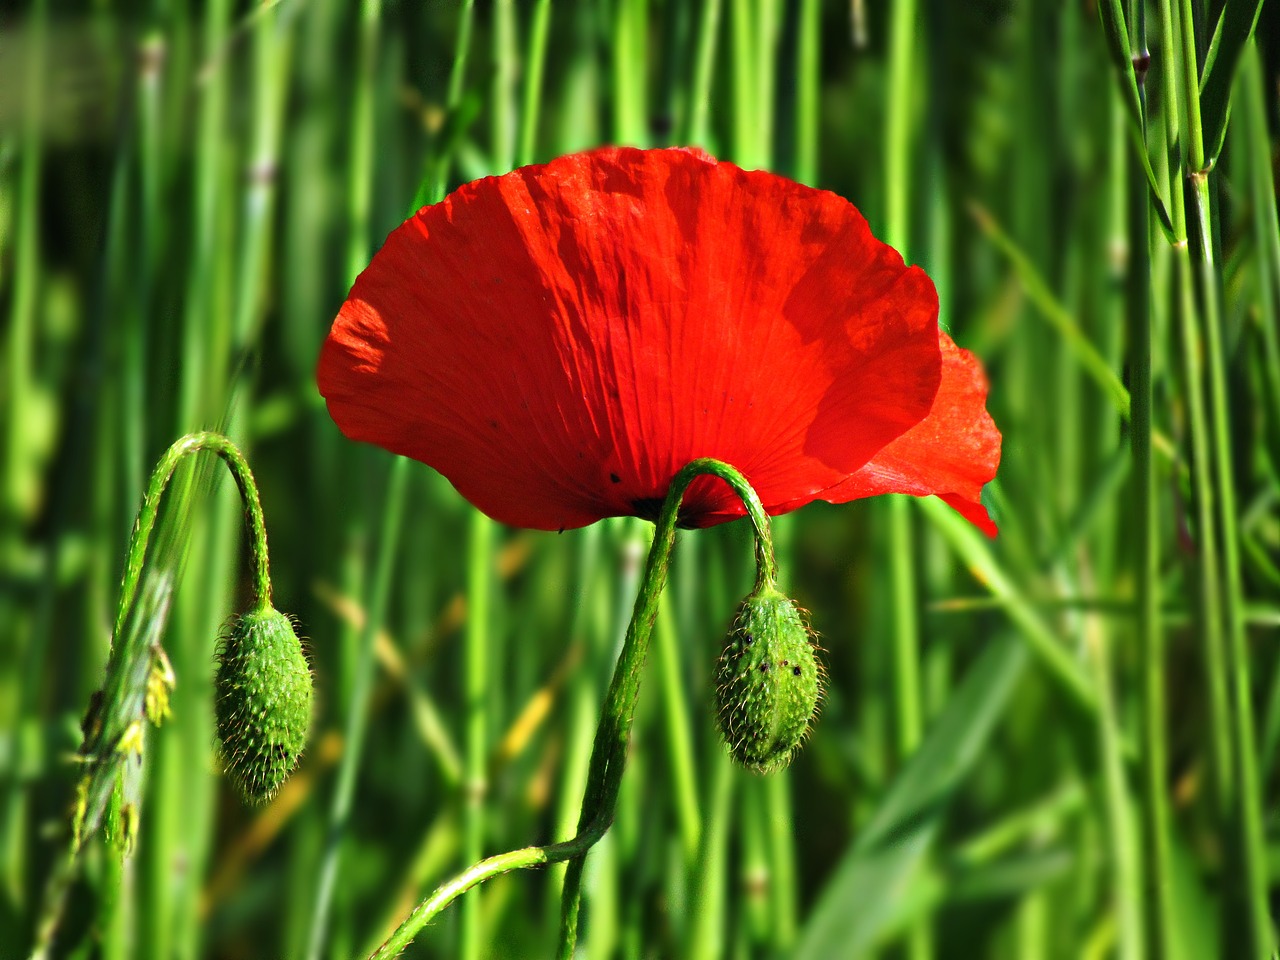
[[714, 585, 822, 773], [215, 606, 312, 804]]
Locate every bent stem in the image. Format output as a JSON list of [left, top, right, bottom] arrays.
[[31, 431, 272, 960], [368, 458, 776, 960]]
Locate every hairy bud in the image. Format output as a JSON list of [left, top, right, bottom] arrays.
[[215, 606, 312, 804], [714, 586, 822, 773]]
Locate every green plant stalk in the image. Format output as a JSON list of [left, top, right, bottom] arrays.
[[1124, 50, 1175, 960], [754, 0, 780, 167], [1116, 9, 1172, 947], [1086, 594, 1144, 960], [1238, 43, 1280, 447], [461, 509, 492, 960], [1, 0, 45, 916], [1156, 0, 1235, 823], [653, 589, 701, 861], [304, 0, 383, 946], [1174, 0, 1272, 950], [685, 750, 735, 958], [29, 432, 271, 960], [729, 0, 756, 165], [516, 0, 553, 167], [456, 5, 520, 950], [685, 0, 722, 144], [792, 0, 820, 185], [614, 0, 648, 145], [885, 0, 930, 952], [492, 0, 517, 172], [177, 0, 232, 430], [367, 460, 775, 959], [305, 458, 408, 960]]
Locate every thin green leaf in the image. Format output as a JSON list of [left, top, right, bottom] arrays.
[[1200, 0, 1265, 164]]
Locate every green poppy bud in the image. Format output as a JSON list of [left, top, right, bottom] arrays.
[[215, 605, 312, 804], [714, 585, 822, 774]]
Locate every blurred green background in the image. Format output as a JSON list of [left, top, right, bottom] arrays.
[[4, 0, 1280, 957]]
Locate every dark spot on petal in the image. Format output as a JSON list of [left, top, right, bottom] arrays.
[[744, 633, 754, 645], [610, 472, 621, 483], [759, 661, 769, 672], [488, 419, 498, 430], [781, 660, 789, 666], [793, 666, 802, 676]]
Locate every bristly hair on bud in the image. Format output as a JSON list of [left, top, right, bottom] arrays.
[[215, 605, 313, 804], [714, 584, 823, 774]]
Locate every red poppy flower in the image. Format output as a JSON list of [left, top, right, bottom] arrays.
[[318, 146, 1000, 534]]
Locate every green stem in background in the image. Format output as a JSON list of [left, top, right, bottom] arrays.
[[792, 0, 820, 185], [1239, 43, 1280, 447], [609, 0, 647, 146], [460, 509, 492, 960], [1120, 5, 1174, 953], [1154, 0, 1235, 827], [653, 590, 701, 862], [1173, 0, 1272, 951], [885, 0, 930, 956], [516, 0, 552, 167], [492, 0, 517, 172], [305, 458, 408, 960], [686, 0, 722, 144], [367, 459, 776, 960], [30, 432, 273, 960], [305, 0, 385, 952]]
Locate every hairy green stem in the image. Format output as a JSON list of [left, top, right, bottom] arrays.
[[368, 459, 775, 959], [112, 433, 272, 642], [30, 432, 273, 960]]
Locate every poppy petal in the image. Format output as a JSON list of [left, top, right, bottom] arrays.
[[318, 147, 944, 531], [798, 332, 1001, 535]]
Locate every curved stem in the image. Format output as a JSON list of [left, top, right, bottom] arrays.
[[102, 432, 270, 735], [31, 432, 272, 960], [368, 459, 775, 960], [113, 432, 271, 645]]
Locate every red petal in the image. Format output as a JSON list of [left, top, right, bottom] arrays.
[[318, 147, 942, 530], [796, 332, 1001, 535]]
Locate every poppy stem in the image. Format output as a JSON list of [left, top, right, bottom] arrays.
[[366, 458, 776, 960], [34, 432, 273, 960]]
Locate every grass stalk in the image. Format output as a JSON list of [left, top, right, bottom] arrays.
[[517, 0, 553, 167], [791, 0, 819, 185], [1124, 57, 1175, 960], [1172, 0, 1272, 950], [653, 593, 700, 861], [304, 458, 408, 960], [686, 0, 723, 145], [1155, 0, 1235, 830], [884, 2, 930, 954], [461, 510, 492, 960]]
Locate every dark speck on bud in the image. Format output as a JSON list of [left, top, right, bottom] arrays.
[[714, 585, 822, 774], [215, 605, 312, 804]]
